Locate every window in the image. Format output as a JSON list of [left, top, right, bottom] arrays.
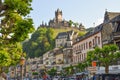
[[82, 44, 83, 50], [84, 43, 85, 50], [86, 42, 88, 49], [95, 36, 97, 45], [78, 56, 79, 62], [79, 45, 81, 50], [82, 54, 83, 60], [89, 41, 92, 49], [80, 55, 81, 61], [98, 37, 100, 45], [93, 39, 95, 46]]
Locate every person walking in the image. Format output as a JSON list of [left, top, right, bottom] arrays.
[[92, 73, 96, 80]]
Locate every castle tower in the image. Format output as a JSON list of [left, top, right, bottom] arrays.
[[55, 8, 62, 23]]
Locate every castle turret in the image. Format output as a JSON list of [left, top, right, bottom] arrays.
[[55, 8, 62, 23], [79, 23, 85, 31]]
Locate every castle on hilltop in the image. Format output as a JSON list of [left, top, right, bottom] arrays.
[[40, 8, 69, 28], [40, 9, 85, 31], [49, 8, 69, 27]]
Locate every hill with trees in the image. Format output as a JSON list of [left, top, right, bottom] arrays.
[[22, 27, 86, 58]]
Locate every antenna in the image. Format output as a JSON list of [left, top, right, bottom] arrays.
[[105, 9, 107, 12]]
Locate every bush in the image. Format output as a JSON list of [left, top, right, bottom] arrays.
[[32, 72, 38, 75]]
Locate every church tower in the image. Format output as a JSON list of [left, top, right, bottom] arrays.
[[55, 8, 62, 23]]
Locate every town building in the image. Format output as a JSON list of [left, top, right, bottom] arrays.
[[102, 11, 120, 65], [72, 11, 120, 64], [112, 15, 120, 50], [55, 30, 78, 48], [43, 52, 49, 65], [102, 11, 120, 45], [36, 11, 120, 74], [72, 24, 102, 64]]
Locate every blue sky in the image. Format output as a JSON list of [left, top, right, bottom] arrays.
[[29, 0, 120, 29]]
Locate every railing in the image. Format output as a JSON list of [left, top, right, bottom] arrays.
[[76, 50, 82, 54]]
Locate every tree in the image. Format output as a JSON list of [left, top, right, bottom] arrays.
[[68, 20, 73, 27], [76, 62, 87, 73], [0, 0, 34, 76], [86, 44, 120, 73], [47, 68, 57, 76], [23, 28, 54, 58], [73, 22, 79, 27]]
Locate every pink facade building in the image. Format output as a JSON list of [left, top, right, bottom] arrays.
[[72, 24, 102, 64]]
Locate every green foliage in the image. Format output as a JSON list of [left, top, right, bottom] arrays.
[[0, 43, 24, 67], [86, 44, 120, 73], [62, 65, 75, 75], [68, 20, 73, 27], [76, 63, 87, 72], [23, 26, 86, 58], [22, 28, 54, 58], [0, 0, 34, 44], [47, 68, 57, 76], [86, 27, 95, 32], [73, 22, 79, 27], [0, 0, 34, 72], [0, 50, 11, 67], [32, 72, 38, 75], [78, 31, 86, 36], [4, 0, 32, 16]]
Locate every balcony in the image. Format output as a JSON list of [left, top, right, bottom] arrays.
[[76, 50, 82, 54]]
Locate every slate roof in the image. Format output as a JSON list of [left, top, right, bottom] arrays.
[[110, 15, 120, 22], [56, 30, 74, 39], [56, 32, 67, 39], [74, 24, 103, 43], [74, 11, 120, 44]]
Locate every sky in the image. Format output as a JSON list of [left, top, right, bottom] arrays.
[[29, 0, 120, 29]]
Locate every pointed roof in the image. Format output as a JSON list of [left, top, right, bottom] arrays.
[[104, 11, 120, 21]]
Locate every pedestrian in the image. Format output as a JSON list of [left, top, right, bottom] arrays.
[[92, 73, 96, 80]]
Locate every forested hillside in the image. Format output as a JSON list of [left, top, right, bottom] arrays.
[[22, 27, 86, 58]]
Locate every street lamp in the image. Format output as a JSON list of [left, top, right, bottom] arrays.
[[20, 56, 25, 80]]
